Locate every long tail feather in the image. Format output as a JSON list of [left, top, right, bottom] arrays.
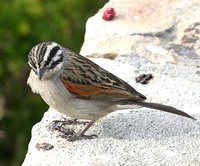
[[135, 101, 196, 120], [117, 100, 196, 120]]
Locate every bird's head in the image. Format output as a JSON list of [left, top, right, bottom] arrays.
[[28, 41, 64, 80]]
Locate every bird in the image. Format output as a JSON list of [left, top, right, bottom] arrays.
[[27, 41, 195, 141]]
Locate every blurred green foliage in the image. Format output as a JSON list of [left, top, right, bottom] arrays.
[[0, 0, 105, 165]]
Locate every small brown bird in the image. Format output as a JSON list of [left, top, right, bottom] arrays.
[[27, 41, 195, 141]]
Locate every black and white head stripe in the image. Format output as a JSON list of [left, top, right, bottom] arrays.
[[28, 41, 63, 70]]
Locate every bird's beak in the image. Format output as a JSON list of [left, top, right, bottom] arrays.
[[36, 68, 46, 80]]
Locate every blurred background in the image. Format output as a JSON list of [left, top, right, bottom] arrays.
[[0, 0, 106, 165]]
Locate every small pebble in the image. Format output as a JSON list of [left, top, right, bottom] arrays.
[[36, 143, 54, 151], [135, 73, 153, 84]]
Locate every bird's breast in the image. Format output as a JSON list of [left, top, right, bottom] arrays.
[[27, 70, 111, 120]]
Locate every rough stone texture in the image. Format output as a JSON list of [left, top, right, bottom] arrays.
[[80, 0, 200, 65], [22, 57, 200, 166], [23, 0, 200, 165]]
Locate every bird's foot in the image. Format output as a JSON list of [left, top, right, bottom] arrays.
[[49, 120, 97, 141], [49, 121, 76, 135], [63, 132, 98, 142]]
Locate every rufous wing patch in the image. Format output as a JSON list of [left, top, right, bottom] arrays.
[[60, 78, 131, 99]]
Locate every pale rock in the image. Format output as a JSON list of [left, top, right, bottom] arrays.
[[23, 0, 200, 165], [80, 0, 200, 65], [23, 57, 200, 166]]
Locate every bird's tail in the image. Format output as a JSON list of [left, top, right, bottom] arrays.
[[116, 100, 196, 120]]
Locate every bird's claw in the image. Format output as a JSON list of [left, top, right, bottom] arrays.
[[49, 120, 97, 141], [66, 133, 98, 142]]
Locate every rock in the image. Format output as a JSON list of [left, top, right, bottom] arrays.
[[22, 57, 200, 166], [80, 0, 200, 65], [23, 0, 200, 165]]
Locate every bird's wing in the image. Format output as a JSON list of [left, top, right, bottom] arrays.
[[60, 49, 146, 101]]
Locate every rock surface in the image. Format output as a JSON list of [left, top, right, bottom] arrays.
[[23, 0, 200, 165], [80, 0, 200, 65], [22, 57, 200, 166]]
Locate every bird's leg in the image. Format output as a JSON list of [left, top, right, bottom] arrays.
[[71, 119, 90, 125], [49, 120, 97, 141], [78, 120, 95, 136], [67, 121, 97, 141], [50, 118, 89, 126], [50, 119, 75, 126]]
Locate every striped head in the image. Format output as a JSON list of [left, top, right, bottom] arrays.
[[28, 41, 64, 80]]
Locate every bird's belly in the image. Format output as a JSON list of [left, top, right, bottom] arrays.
[[38, 80, 110, 120], [28, 71, 113, 120]]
